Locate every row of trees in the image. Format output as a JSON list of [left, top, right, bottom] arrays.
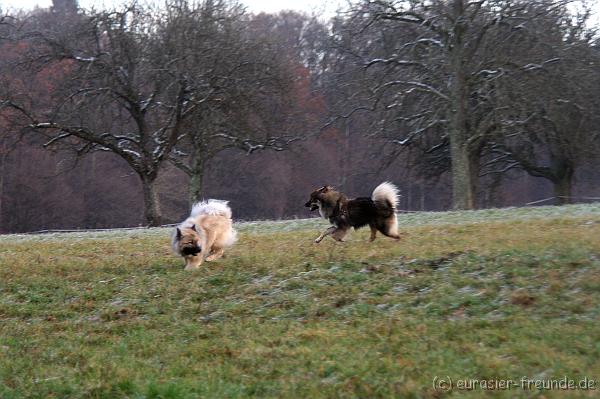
[[1, 0, 319, 225], [322, 0, 600, 208], [1, 0, 599, 231]]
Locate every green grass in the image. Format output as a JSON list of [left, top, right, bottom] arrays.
[[1, 204, 600, 398]]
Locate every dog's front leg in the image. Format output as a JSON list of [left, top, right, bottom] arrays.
[[184, 234, 210, 270], [184, 254, 203, 270], [315, 226, 336, 243]]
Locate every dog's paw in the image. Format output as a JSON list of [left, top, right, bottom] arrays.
[[314, 238, 322, 244], [206, 254, 222, 262]]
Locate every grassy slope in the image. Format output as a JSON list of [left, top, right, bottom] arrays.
[[1, 204, 600, 398]]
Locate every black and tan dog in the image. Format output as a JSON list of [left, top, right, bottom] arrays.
[[305, 182, 401, 243]]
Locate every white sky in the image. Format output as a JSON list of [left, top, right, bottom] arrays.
[[0, 0, 346, 18], [1, 0, 598, 25]]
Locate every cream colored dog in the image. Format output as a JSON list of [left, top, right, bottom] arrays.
[[172, 200, 237, 270]]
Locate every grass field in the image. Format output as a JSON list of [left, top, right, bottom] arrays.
[[1, 204, 600, 398]]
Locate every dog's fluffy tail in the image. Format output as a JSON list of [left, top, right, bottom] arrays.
[[190, 199, 233, 219], [372, 182, 399, 209], [372, 182, 400, 238], [223, 228, 238, 248], [190, 199, 237, 247]]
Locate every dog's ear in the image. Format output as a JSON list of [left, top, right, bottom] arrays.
[[319, 185, 330, 192], [176, 228, 182, 240]]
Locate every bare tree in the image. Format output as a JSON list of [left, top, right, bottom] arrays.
[[328, 0, 577, 209], [0, 11, 25, 230], [1, 3, 241, 225], [163, 3, 302, 202], [483, 3, 600, 203]]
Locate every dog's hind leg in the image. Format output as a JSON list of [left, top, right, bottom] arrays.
[[206, 247, 224, 262], [201, 231, 219, 261], [383, 231, 401, 240], [378, 217, 401, 240], [315, 226, 336, 243], [331, 227, 350, 242], [369, 225, 377, 242]]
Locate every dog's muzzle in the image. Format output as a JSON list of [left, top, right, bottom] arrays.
[[305, 201, 318, 211], [182, 246, 201, 256]]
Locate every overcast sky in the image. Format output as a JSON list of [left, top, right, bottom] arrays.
[[1, 0, 346, 17], [1, 0, 598, 25]]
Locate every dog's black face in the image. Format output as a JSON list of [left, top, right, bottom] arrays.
[[305, 186, 330, 211], [176, 226, 202, 257], [181, 244, 202, 256]]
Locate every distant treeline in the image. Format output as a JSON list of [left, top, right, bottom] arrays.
[[1, 0, 599, 233]]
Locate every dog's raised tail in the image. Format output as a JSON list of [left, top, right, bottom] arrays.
[[190, 199, 237, 247], [372, 182, 399, 210], [372, 182, 401, 239], [223, 228, 238, 247], [190, 199, 233, 219]]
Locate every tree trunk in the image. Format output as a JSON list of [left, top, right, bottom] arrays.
[[140, 174, 162, 226], [188, 156, 206, 204], [448, 61, 478, 209], [83, 153, 98, 228], [553, 163, 574, 205], [450, 141, 478, 209], [448, 1, 477, 210]]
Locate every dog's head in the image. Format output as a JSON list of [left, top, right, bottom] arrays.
[[174, 225, 202, 256], [305, 185, 332, 211]]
